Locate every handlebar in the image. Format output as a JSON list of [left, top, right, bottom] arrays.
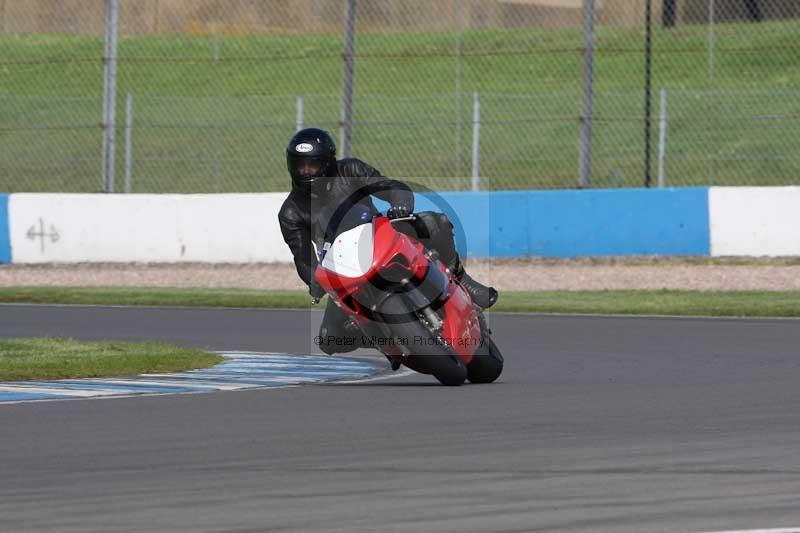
[[388, 214, 417, 224]]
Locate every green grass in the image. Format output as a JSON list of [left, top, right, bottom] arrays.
[[0, 286, 316, 308], [0, 337, 224, 381], [494, 290, 800, 317], [1, 286, 800, 318], [1, 20, 799, 192]]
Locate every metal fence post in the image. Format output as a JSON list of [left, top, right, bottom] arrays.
[[644, 0, 653, 187], [124, 93, 134, 194], [471, 91, 480, 192], [296, 95, 305, 132], [213, 24, 222, 193], [454, 0, 463, 183], [657, 89, 668, 188], [102, 0, 120, 193], [707, 0, 717, 184], [579, 0, 596, 189], [341, 0, 357, 158]]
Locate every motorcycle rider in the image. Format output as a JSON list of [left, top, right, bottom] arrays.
[[278, 127, 498, 356]]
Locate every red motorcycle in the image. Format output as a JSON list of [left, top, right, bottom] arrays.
[[314, 209, 503, 386]]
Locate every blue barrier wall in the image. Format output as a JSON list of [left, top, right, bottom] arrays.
[[6, 189, 710, 262], [408, 188, 711, 257], [526, 188, 710, 257], [0, 194, 10, 263]]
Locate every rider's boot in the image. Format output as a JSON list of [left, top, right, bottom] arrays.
[[453, 259, 498, 309], [319, 319, 361, 355], [345, 318, 401, 370]]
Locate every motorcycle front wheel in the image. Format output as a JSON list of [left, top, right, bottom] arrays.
[[379, 295, 467, 386]]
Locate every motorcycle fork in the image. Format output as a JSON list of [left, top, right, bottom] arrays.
[[419, 305, 443, 335], [367, 294, 443, 358]]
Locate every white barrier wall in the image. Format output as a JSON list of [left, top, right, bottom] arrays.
[[6, 188, 800, 262], [9, 193, 293, 263], [710, 187, 800, 256]]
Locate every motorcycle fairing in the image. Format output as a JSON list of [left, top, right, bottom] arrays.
[[320, 222, 374, 277], [315, 215, 483, 365]]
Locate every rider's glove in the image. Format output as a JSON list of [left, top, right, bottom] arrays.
[[387, 204, 412, 220], [309, 278, 326, 299]]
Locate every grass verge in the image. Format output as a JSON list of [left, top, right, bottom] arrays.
[[0, 286, 312, 309], [496, 291, 800, 317], [0, 337, 224, 381], [1, 286, 799, 318]]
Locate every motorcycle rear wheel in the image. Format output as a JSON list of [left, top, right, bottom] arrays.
[[467, 334, 504, 384]]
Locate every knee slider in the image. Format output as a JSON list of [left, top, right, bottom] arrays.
[[416, 211, 454, 237], [437, 213, 454, 230]]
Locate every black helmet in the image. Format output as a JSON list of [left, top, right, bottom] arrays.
[[286, 127, 337, 193]]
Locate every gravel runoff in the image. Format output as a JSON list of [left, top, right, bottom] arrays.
[[2, 259, 800, 291]]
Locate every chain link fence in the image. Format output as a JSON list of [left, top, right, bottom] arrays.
[[0, 0, 798, 193]]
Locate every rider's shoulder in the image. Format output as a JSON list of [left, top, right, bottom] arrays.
[[336, 157, 379, 178], [278, 191, 306, 219]]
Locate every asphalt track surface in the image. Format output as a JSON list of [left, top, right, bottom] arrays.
[[2, 304, 800, 533]]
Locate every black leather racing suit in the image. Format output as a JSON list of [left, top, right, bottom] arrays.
[[278, 158, 460, 355]]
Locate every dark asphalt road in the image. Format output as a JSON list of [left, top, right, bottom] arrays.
[[1, 304, 800, 532]]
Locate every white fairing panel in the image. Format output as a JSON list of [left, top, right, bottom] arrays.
[[321, 223, 374, 277]]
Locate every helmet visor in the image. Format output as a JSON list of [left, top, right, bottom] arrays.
[[296, 158, 323, 178], [288, 154, 329, 181]]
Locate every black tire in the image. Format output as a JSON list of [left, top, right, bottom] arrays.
[[379, 295, 467, 386], [467, 334, 504, 384]]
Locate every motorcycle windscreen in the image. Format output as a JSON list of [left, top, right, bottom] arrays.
[[321, 222, 374, 277]]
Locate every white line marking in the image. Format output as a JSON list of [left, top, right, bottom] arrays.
[[0, 352, 385, 405], [692, 527, 800, 533], [0, 385, 118, 397], [333, 366, 415, 384], [525, 311, 800, 322], [140, 373, 299, 383], [93, 379, 243, 391]]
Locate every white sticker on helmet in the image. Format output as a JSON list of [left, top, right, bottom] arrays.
[[296, 143, 314, 153]]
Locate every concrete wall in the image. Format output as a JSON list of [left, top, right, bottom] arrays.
[[409, 188, 710, 257], [6, 193, 291, 263], [0, 194, 9, 264], [1, 187, 800, 263], [709, 187, 800, 256]]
